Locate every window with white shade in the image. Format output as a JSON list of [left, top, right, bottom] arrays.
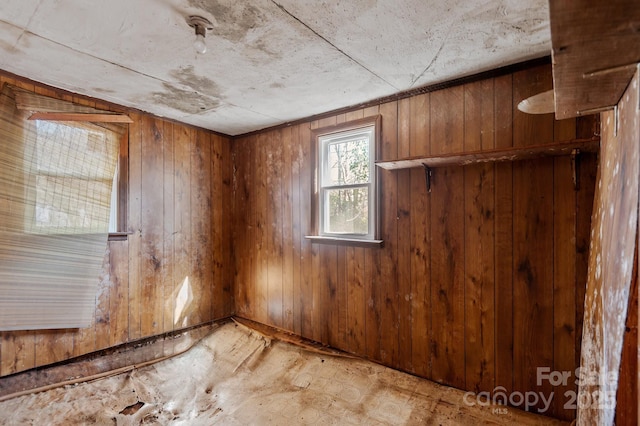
[[0, 83, 128, 331]]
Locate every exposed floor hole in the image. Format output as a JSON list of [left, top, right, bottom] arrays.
[[119, 401, 144, 415]]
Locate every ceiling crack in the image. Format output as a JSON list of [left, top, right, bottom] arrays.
[[409, 29, 451, 88], [269, 0, 399, 91]]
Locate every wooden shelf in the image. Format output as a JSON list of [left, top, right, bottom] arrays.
[[375, 137, 599, 171]]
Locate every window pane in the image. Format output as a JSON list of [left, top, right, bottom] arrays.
[[325, 187, 368, 234], [326, 137, 369, 185], [35, 121, 115, 179], [34, 176, 112, 233]]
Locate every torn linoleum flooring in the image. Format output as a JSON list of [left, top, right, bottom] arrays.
[[0, 322, 565, 425]]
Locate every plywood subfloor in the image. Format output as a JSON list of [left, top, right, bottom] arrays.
[[0, 322, 565, 425]]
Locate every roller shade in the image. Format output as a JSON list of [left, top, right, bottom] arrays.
[[0, 84, 122, 330]]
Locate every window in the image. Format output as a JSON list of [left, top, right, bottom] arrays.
[[308, 116, 382, 245], [0, 83, 129, 330], [27, 120, 119, 235]]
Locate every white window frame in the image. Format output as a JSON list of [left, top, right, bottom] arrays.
[[307, 115, 382, 246]]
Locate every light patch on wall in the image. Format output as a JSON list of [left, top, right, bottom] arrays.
[[174, 276, 193, 328]]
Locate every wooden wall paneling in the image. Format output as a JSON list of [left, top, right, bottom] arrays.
[[235, 137, 253, 319], [211, 133, 222, 321], [463, 79, 496, 393], [290, 127, 303, 336], [346, 245, 366, 354], [108, 240, 129, 347], [232, 137, 245, 317], [552, 117, 578, 420], [309, 119, 322, 343], [322, 243, 338, 347], [335, 235, 347, 349], [311, 116, 337, 345], [376, 101, 400, 366], [397, 99, 413, 372], [0, 330, 35, 376], [93, 248, 110, 352], [512, 66, 555, 412], [219, 133, 235, 316], [140, 115, 164, 338], [298, 123, 313, 339], [409, 93, 431, 378], [217, 132, 230, 317], [172, 125, 192, 329], [267, 130, 284, 328], [493, 73, 515, 393], [162, 121, 175, 337], [429, 86, 465, 388], [281, 127, 295, 331], [128, 111, 143, 340], [254, 132, 268, 325], [191, 130, 213, 325]]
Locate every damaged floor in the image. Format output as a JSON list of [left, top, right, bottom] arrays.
[[0, 322, 565, 425]]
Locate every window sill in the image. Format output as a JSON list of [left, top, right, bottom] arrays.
[[305, 235, 384, 248], [108, 232, 132, 242]]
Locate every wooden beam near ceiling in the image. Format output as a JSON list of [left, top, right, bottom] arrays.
[[27, 112, 133, 123], [549, 0, 640, 119]]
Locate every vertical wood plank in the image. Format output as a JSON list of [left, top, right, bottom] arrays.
[[377, 101, 399, 366], [93, 248, 110, 352], [494, 73, 514, 393], [191, 130, 212, 325], [512, 66, 555, 412], [211, 133, 223, 319], [282, 127, 295, 331], [267, 130, 284, 327], [311, 116, 337, 345], [162, 121, 175, 334], [173, 125, 192, 329], [222, 136, 234, 314], [290, 126, 303, 336], [299, 123, 313, 339], [429, 86, 465, 388], [109, 240, 129, 347], [128, 112, 143, 340], [140, 116, 164, 338], [0, 331, 35, 376], [235, 137, 254, 319], [463, 79, 496, 393], [553, 117, 577, 420], [255, 133, 268, 325], [409, 93, 431, 378], [397, 98, 412, 372]]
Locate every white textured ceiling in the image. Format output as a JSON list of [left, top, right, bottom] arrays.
[[0, 0, 550, 135]]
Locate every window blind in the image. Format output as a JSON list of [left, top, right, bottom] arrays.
[[0, 84, 123, 330]]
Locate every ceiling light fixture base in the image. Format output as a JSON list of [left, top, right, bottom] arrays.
[[187, 15, 214, 35]]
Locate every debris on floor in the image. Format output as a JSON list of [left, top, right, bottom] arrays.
[[0, 322, 566, 425]]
